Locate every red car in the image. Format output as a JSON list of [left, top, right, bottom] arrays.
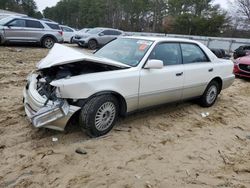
[[234, 55, 250, 78]]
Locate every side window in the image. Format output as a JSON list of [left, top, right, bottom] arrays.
[[102, 30, 113, 35], [181, 43, 209, 64], [63, 27, 73, 32], [46, 23, 61, 30], [112, 31, 122, 35], [26, 20, 44, 28], [7, 19, 25, 27], [149, 43, 182, 66]]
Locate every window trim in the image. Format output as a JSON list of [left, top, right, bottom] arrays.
[[180, 42, 211, 64]]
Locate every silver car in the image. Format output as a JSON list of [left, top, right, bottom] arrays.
[[0, 16, 63, 48], [73, 27, 124, 50]]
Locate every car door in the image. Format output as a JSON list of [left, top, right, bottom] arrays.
[[181, 43, 215, 99], [139, 42, 184, 109], [98, 30, 114, 45], [4, 18, 26, 41], [24, 20, 44, 42]]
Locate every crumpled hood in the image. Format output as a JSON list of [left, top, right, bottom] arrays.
[[37, 44, 131, 70]]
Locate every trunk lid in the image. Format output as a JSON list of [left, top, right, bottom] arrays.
[[37, 44, 131, 70]]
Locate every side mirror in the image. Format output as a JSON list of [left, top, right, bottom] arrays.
[[144, 59, 164, 69], [99, 32, 104, 36]]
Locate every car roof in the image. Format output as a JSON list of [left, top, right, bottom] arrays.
[[123, 35, 199, 43], [95, 27, 123, 32], [4, 15, 59, 24]]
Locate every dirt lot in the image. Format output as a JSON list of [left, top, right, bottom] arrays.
[[0, 44, 250, 188]]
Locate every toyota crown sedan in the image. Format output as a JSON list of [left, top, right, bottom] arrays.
[[23, 36, 235, 137]]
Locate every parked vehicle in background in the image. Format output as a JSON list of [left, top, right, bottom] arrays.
[[234, 55, 250, 78], [0, 16, 63, 48], [233, 45, 250, 59], [210, 48, 231, 59], [60, 25, 76, 43], [72, 28, 91, 44], [73, 27, 124, 50], [23, 36, 235, 137]]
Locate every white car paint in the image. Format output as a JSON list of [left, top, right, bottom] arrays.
[[37, 43, 131, 69], [60, 25, 76, 43], [23, 36, 235, 131]]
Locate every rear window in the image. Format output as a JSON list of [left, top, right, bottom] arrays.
[[46, 23, 60, 30], [26, 20, 44, 28], [62, 26, 73, 32]]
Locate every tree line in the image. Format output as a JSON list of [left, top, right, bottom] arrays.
[[1, 0, 250, 38], [0, 0, 43, 18], [42, 0, 227, 36]]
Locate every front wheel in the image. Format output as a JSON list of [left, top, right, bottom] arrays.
[[199, 81, 220, 107], [88, 39, 98, 50], [79, 95, 119, 137]]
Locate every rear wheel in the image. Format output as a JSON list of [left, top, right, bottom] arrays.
[[199, 81, 220, 107], [88, 39, 98, 50], [42, 37, 55, 49], [79, 95, 119, 137]]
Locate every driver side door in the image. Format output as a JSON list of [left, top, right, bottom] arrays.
[[4, 18, 26, 41], [139, 42, 184, 109]]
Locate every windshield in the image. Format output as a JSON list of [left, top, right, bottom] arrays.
[[95, 38, 153, 67], [0, 17, 13, 26], [87, 28, 103, 34]]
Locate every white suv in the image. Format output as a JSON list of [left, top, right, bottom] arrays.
[[0, 16, 63, 48]]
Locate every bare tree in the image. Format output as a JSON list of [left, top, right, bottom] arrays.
[[235, 0, 250, 20]]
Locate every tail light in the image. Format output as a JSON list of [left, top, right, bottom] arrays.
[[58, 31, 63, 36]]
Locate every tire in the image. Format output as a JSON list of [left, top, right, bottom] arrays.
[[70, 37, 73, 44], [79, 95, 119, 137], [88, 39, 98, 50], [42, 37, 55, 49], [199, 81, 220, 107]]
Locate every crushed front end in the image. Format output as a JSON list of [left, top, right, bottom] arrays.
[[23, 73, 80, 131]]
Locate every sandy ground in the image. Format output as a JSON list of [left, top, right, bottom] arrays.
[[0, 44, 250, 188]]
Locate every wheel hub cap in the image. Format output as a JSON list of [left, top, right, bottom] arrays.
[[207, 86, 217, 104], [95, 102, 116, 131]]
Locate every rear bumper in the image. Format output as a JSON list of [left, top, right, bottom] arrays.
[[23, 73, 80, 131], [222, 75, 235, 90]]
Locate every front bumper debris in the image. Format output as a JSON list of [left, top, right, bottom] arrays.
[[23, 73, 80, 131]]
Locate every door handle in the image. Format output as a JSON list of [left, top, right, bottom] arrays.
[[208, 68, 214, 72], [176, 72, 183, 76]]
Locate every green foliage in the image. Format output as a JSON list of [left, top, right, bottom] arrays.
[[0, 0, 42, 18], [1, 0, 229, 36]]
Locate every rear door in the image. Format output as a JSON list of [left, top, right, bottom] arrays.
[[24, 20, 44, 42], [139, 42, 184, 109], [4, 18, 26, 41], [181, 43, 215, 99]]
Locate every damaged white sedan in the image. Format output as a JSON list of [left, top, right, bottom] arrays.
[[23, 36, 235, 137]]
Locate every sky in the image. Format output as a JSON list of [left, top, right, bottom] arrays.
[[35, 0, 233, 12]]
